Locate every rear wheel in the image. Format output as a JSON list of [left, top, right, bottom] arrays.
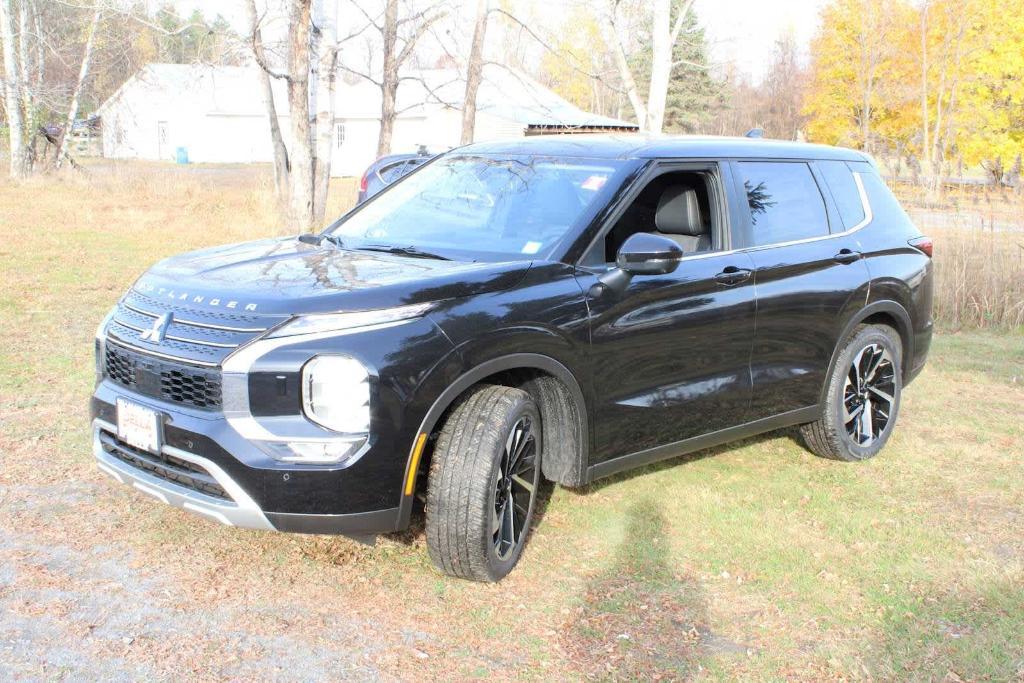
[[800, 324, 903, 461], [425, 384, 542, 582]]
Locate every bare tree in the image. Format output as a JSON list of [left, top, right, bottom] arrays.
[[55, 8, 100, 168], [346, 0, 447, 157], [460, 0, 488, 144], [249, 0, 340, 230], [285, 0, 316, 227], [311, 0, 339, 219], [600, 0, 694, 133], [245, 0, 290, 202], [0, 0, 26, 178]]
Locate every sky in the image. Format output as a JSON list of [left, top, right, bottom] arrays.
[[170, 0, 828, 83], [693, 0, 828, 82]]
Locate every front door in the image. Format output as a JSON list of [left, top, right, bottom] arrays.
[[576, 163, 757, 466]]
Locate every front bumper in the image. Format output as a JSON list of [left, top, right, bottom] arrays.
[[90, 310, 460, 538], [93, 417, 275, 530], [91, 388, 405, 537]]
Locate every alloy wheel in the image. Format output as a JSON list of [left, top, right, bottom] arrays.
[[843, 342, 896, 446], [493, 416, 538, 561]]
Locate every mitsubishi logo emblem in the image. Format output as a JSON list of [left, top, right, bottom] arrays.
[[140, 312, 172, 344]]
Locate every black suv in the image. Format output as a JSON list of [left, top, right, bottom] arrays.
[[92, 135, 933, 582]]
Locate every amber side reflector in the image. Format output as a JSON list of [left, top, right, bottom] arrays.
[[405, 433, 428, 496]]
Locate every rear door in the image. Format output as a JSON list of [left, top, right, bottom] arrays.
[[730, 159, 871, 419]]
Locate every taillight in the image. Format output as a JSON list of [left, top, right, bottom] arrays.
[[908, 236, 933, 258], [359, 172, 368, 193]]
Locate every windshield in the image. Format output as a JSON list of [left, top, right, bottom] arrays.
[[329, 154, 626, 261]]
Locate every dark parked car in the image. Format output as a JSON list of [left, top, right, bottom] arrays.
[[356, 147, 435, 203], [92, 135, 933, 582]]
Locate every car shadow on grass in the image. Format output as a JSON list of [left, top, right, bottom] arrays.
[[558, 497, 717, 678]]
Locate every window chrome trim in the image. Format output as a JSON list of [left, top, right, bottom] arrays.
[[737, 171, 874, 254], [607, 171, 875, 267]]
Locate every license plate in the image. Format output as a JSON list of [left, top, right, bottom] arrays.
[[116, 399, 162, 454]]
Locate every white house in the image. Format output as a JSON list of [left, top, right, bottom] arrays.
[[96, 63, 637, 177]]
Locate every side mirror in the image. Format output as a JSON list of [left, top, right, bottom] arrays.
[[616, 232, 684, 275], [592, 233, 684, 296]]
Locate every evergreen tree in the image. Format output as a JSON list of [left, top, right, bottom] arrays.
[[630, 5, 722, 133]]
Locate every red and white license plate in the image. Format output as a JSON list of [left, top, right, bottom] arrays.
[[116, 398, 162, 454]]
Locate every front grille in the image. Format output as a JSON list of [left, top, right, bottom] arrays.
[[105, 342, 222, 409], [104, 288, 287, 368], [99, 430, 229, 501]]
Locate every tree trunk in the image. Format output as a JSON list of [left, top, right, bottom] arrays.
[[246, 0, 290, 204], [601, 6, 647, 130], [460, 0, 489, 145], [55, 9, 100, 169], [377, 0, 398, 158], [646, 0, 671, 133], [920, 2, 930, 186], [17, 0, 35, 170], [312, 0, 338, 226], [0, 0, 26, 178], [287, 0, 315, 230]]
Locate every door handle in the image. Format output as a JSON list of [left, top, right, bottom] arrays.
[[714, 266, 752, 286], [834, 248, 862, 264]]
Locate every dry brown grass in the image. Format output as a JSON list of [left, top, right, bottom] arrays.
[[895, 183, 1024, 330], [929, 229, 1024, 329]]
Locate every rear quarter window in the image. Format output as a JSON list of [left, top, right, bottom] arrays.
[[858, 170, 916, 232], [817, 160, 866, 230]]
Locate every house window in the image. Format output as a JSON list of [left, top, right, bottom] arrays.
[[335, 122, 346, 149]]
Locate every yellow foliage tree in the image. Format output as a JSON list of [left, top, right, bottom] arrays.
[[950, 0, 1024, 181], [803, 0, 917, 153], [807, 0, 1024, 183]]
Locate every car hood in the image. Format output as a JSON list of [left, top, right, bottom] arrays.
[[132, 237, 532, 315]]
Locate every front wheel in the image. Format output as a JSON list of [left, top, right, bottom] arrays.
[[800, 324, 903, 461], [425, 384, 542, 582]]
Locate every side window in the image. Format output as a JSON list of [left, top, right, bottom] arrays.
[[596, 169, 719, 263], [737, 161, 829, 246], [818, 160, 865, 230]]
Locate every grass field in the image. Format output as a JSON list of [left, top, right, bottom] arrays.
[[1, 163, 1022, 680]]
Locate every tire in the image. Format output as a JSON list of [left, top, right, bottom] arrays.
[[425, 384, 543, 582], [800, 324, 903, 461]]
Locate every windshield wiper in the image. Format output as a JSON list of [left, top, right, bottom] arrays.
[[356, 244, 451, 261]]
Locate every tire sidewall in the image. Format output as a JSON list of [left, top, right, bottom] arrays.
[[483, 399, 542, 580], [831, 326, 903, 460]]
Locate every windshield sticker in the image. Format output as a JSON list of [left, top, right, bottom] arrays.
[[581, 175, 608, 191], [521, 241, 542, 254]]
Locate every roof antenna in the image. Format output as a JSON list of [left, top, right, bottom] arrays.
[[745, 128, 765, 139]]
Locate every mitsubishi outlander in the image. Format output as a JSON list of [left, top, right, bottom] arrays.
[[91, 135, 933, 581]]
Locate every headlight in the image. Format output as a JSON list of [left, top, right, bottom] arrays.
[[267, 302, 433, 338], [301, 355, 371, 433]]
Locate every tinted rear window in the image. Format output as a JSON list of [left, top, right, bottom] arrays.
[[818, 160, 865, 230], [737, 161, 829, 246], [378, 160, 413, 183]]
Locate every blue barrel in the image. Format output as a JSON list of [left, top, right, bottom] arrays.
[[175, 147, 189, 164]]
